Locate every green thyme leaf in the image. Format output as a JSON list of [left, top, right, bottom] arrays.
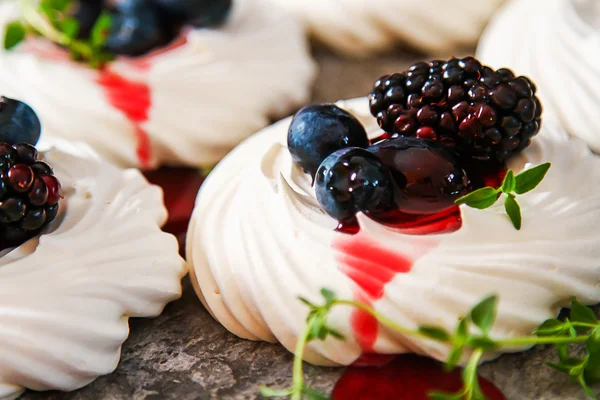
[[419, 326, 452, 342], [4, 21, 27, 50], [39, 0, 55, 19], [571, 298, 599, 326], [7, 0, 114, 69], [258, 386, 294, 398], [456, 318, 468, 341], [565, 318, 579, 337], [454, 187, 500, 209], [501, 170, 516, 193], [470, 295, 498, 334], [59, 17, 79, 39], [587, 327, 600, 353], [327, 327, 345, 340], [584, 334, 600, 385], [556, 343, 569, 362], [48, 0, 72, 13], [545, 361, 573, 374], [569, 360, 585, 377], [299, 297, 315, 308], [320, 288, 336, 308], [535, 318, 564, 336], [445, 345, 463, 371], [577, 374, 598, 399], [90, 11, 112, 47], [514, 162, 551, 195], [584, 327, 600, 385], [468, 337, 497, 351], [504, 195, 522, 230]]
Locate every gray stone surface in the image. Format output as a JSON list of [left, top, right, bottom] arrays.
[[21, 50, 599, 400]]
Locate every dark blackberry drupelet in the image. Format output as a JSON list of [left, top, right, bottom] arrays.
[[0, 143, 62, 251], [368, 57, 542, 163]]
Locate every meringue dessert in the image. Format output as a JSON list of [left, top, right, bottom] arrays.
[[187, 57, 600, 366], [0, 0, 315, 169], [279, 0, 505, 57], [477, 0, 600, 153], [0, 96, 186, 399]]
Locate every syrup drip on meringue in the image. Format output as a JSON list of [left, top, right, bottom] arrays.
[[97, 70, 153, 168], [334, 233, 415, 352]]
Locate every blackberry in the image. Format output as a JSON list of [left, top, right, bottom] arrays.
[[368, 57, 542, 163], [0, 143, 62, 251]]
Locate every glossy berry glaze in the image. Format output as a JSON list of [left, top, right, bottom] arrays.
[[332, 354, 505, 400]]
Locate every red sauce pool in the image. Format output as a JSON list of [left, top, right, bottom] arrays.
[[332, 354, 505, 400], [144, 168, 205, 256]]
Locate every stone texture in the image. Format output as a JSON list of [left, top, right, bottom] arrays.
[[21, 50, 599, 400]]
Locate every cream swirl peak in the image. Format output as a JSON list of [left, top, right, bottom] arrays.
[[0, 0, 316, 169], [0, 140, 186, 398], [187, 97, 600, 365], [477, 0, 600, 153], [279, 0, 505, 57]]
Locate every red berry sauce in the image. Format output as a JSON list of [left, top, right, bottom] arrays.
[[332, 354, 505, 400], [335, 233, 417, 350], [144, 168, 205, 256], [95, 35, 191, 168], [336, 205, 462, 236], [97, 70, 153, 168]]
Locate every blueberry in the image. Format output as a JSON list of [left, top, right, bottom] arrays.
[[0, 97, 41, 146], [74, 0, 105, 39], [104, 0, 171, 57], [369, 137, 470, 214], [288, 104, 369, 176], [154, 0, 232, 27], [315, 148, 397, 222]]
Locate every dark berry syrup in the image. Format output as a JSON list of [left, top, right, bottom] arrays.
[[332, 154, 507, 399], [144, 168, 205, 256], [332, 354, 505, 400]]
